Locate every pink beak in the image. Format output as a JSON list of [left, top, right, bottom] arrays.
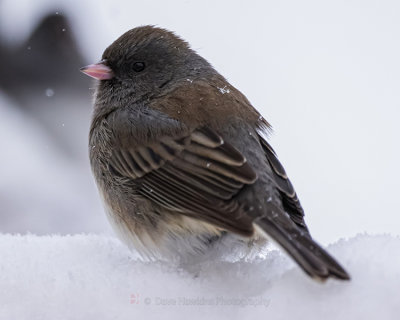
[[80, 60, 114, 80]]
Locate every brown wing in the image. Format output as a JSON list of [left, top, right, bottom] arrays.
[[109, 127, 257, 236], [258, 135, 308, 231]]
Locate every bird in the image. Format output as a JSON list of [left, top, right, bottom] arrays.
[[81, 26, 350, 281]]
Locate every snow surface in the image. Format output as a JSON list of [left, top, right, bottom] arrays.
[[0, 233, 398, 320]]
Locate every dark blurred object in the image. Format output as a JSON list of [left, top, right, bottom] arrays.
[[0, 13, 88, 98], [0, 12, 108, 235], [0, 12, 92, 159]]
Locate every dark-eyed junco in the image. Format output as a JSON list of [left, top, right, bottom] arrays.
[[81, 26, 350, 281]]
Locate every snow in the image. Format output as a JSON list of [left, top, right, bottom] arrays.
[[218, 86, 231, 94], [0, 233, 398, 319]]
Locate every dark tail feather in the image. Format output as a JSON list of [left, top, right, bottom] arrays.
[[254, 216, 350, 281]]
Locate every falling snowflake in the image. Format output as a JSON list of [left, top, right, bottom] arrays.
[[45, 89, 55, 97]]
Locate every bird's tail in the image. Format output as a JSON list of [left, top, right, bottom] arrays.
[[254, 216, 350, 281]]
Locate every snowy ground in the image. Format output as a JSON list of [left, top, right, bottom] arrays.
[[0, 233, 398, 319]]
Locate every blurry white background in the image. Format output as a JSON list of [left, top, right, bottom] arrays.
[[0, 0, 399, 245]]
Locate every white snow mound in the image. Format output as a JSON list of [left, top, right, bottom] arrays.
[[0, 233, 399, 319]]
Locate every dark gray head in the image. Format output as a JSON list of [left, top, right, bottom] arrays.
[[81, 26, 215, 110]]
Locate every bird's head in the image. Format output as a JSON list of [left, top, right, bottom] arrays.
[[81, 26, 214, 109]]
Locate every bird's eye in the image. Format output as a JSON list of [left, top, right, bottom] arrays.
[[132, 62, 145, 72]]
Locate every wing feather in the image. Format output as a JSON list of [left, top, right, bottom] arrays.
[[109, 127, 256, 236]]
